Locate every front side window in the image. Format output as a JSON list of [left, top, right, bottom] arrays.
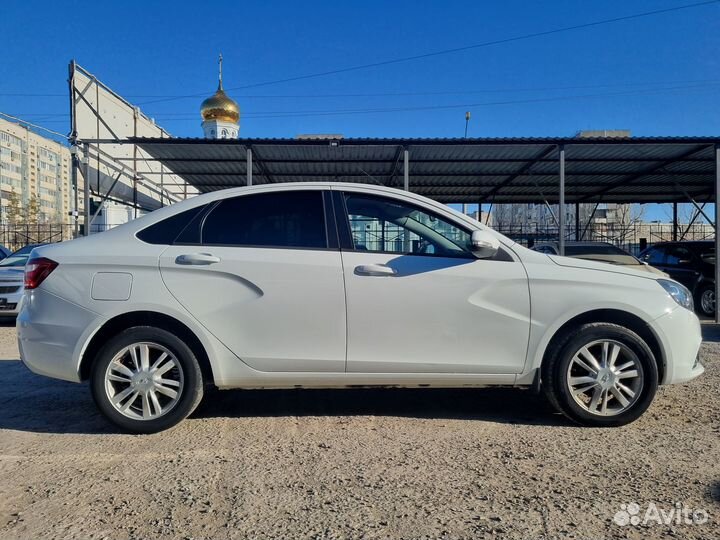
[[202, 190, 327, 249], [342, 193, 472, 257], [666, 246, 693, 265]]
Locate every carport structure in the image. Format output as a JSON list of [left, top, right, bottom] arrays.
[[110, 135, 720, 319]]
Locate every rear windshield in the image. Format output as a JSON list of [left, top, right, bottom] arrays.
[[0, 255, 29, 267]]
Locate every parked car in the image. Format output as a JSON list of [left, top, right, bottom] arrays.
[[0, 245, 45, 317], [639, 241, 715, 317], [532, 241, 667, 276], [0, 245, 11, 260], [18, 184, 703, 433]]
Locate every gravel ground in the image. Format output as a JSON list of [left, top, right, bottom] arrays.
[[0, 320, 718, 540]]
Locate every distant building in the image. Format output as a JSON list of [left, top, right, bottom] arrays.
[[200, 54, 240, 139], [0, 117, 84, 224], [492, 130, 632, 238]]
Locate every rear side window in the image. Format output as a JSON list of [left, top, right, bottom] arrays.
[[642, 247, 665, 265], [201, 191, 327, 249], [137, 205, 208, 245]]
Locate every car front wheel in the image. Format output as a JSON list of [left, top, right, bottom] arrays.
[[90, 326, 204, 433], [542, 322, 658, 427]]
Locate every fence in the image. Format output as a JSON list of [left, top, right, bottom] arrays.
[[493, 222, 716, 255], [0, 224, 75, 252]]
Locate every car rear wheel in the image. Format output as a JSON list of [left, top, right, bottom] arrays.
[[90, 326, 204, 433], [542, 322, 658, 427]]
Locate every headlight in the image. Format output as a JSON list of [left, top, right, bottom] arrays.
[[657, 279, 694, 311]]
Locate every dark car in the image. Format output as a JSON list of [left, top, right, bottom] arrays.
[[11, 243, 46, 256], [639, 241, 715, 316]]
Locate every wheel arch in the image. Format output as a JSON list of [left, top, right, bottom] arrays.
[[540, 308, 665, 383], [78, 310, 215, 385]]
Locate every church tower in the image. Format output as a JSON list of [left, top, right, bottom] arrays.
[[200, 54, 240, 139]]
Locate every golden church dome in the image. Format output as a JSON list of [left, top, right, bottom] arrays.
[[200, 83, 240, 124]]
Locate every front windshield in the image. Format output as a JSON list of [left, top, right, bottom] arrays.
[[0, 255, 29, 267], [700, 247, 715, 263]]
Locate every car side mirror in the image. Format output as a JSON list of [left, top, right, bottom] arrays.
[[470, 230, 500, 259]]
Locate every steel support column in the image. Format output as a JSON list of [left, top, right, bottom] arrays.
[[715, 144, 720, 322], [71, 146, 79, 238], [403, 148, 411, 249], [672, 202, 678, 241], [558, 145, 566, 255], [82, 143, 90, 236], [246, 147, 253, 186], [575, 202, 580, 241], [403, 149, 409, 191]]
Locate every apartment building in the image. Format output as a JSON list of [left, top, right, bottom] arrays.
[[0, 117, 84, 224]]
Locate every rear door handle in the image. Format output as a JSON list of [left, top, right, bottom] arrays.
[[175, 253, 221, 266], [355, 264, 397, 276]]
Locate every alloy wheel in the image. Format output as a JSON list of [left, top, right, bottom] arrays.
[[701, 289, 715, 316], [566, 339, 644, 417], [104, 342, 184, 420]]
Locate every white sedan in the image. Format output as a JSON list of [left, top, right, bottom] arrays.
[[18, 183, 703, 433]]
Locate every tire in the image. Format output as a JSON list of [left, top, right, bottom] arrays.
[[90, 326, 204, 434], [541, 322, 658, 427], [695, 283, 715, 318]]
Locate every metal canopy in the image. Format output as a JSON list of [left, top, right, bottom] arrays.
[[131, 136, 720, 204]]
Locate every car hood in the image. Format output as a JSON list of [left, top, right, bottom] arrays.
[[568, 254, 669, 277], [548, 254, 659, 280]]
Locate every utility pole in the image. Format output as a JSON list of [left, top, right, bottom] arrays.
[[464, 111, 471, 138]]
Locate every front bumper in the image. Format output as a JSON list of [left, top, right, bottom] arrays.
[[18, 288, 98, 383], [651, 306, 704, 385]]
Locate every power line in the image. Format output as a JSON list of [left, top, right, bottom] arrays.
[[6, 79, 719, 130], [0, 111, 68, 139], [13, 79, 720, 120], [138, 82, 720, 121], [6, 77, 720, 100], [136, 0, 720, 105]]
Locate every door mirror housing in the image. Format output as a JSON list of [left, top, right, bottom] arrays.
[[470, 230, 500, 259]]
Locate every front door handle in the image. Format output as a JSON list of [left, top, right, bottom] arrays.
[[175, 253, 221, 266], [355, 264, 397, 276]]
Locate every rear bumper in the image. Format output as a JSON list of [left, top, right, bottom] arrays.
[[651, 306, 704, 385], [0, 290, 24, 316], [17, 288, 98, 383]]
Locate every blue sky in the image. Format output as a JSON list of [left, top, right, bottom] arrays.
[[1, 0, 719, 220]]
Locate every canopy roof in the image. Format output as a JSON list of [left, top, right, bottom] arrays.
[[132, 136, 720, 204]]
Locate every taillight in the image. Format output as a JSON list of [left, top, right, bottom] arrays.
[[24, 257, 58, 290]]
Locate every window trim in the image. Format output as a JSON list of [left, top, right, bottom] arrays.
[[333, 191, 476, 260]]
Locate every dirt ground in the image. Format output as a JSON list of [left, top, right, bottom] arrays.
[[0, 321, 718, 540]]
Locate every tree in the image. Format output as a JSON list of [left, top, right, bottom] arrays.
[[24, 193, 40, 224], [608, 204, 646, 244], [5, 191, 22, 225]]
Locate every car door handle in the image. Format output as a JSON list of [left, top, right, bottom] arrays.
[[355, 264, 397, 276], [175, 253, 221, 266]]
